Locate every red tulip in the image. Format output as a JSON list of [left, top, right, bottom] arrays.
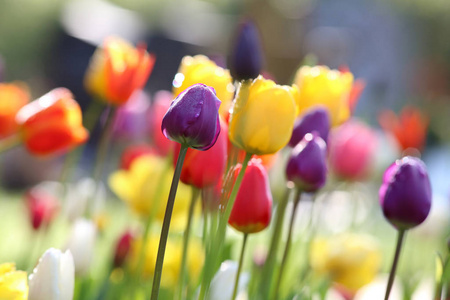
[[114, 231, 134, 267], [174, 119, 227, 188], [16, 88, 89, 156], [378, 106, 428, 152], [228, 158, 272, 234], [25, 185, 59, 230]]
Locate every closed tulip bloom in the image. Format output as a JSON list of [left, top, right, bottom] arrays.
[[229, 20, 263, 81], [288, 106, 331, 147], [286, 133, 327, 192], [28, 248, 74, 300], [114, 231, 134, 268], [294, 65, 354, 126], [25, 185, 59, 230], [229, 75, 297, 155], [328, 120, 378, 181], [148, 90, 175, 155], [379, 156, 432, 230], [228, 158, 272, 233], [65, 218, 97, 276], [207, 260, 249, 300], [0, 263, 28, 300], [84, 37, 155, 105], [162, 83, 221, 151], [172, 55, 234, 117], [0, 82, 30, 138], [175, 119, 227, 188], [16, 88, 89, 156]]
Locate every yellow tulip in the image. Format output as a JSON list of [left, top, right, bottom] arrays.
[[108, 154, 193, 230], [294, 65, 353, 126], [0, 263, 28, 300], [228, 76, 297, 155], [172, 55, 235, 117], [310, 234, 381, 294], [129, 235, 204, 288]]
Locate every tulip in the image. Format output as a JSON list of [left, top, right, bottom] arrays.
[[28, 248, 74, 300], [25, 185, 60, 230], [172, 55, 234, 117], [65, 218, 97, 276], [109, 154, 192, 229], [293, 65, 354, 126], [15, 88, 89, 156], [206, 260, 249, 300], [84, 36, 155, 105], [119, 144, 157, 170], [174, 119, 227, 188], [113, 89, 150, 139], [162, 83, 221, 151], [229, 75, 297, 155], [229, 20, 263, 81], [310, 234, 382, 294], [328, 119, 378, 181], [0, 263, 28, 299], [148, 90, 175, 155], [288, 106, 330, 147], [379, 156, 432, 230], [228, 158, 272, 233], [378, 106, 428, 152], [0, 82, 30, 138], [286, 133, 327, 193], [114, 231, 134, 268]]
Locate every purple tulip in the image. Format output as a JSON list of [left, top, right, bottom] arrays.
[[379, 156, 432, 230], [229, 20, 263, 81], [161, 83, 221, 151], [288, 107, 330, 147], [286, 133, 328, 192]]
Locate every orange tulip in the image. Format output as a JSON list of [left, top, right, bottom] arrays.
[[378, 106, 428, 152], [84, 37, 155, 105], [0, 82, 30, 138], [16, 88, 89, 156]]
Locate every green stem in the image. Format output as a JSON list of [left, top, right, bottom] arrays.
[[0, 134, 21, 154], [150, 145, 188, 300], [272, 189, 302, 300], [384, 230, 406, 300], [231, 233, 248, 300], [59, 100, 105, 184], [176, 187, 200, 300], [198, 152, 252, 299], [259, 185, 294, 299]]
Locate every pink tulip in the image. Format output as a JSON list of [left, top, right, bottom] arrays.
[[328, 119, 378, 181]]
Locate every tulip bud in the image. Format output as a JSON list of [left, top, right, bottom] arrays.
[[207, 260, 249, 300], [16, 88, 89, 156], [162, 83, 221, 151], [379, 156, 432, 230], [113, 90, 150, 139], [120, 144, 157, 170], [65, 218, 97, 275], [228, 159, 272, 234], [114, 231, 134, 268], [148, 90, 176, 155], [28, 248, 74, 300], [229, 20, 263, 81], [174, 119, 227, 188], [286, 133, 327, 192], [288, 106, 331, 147], [25, 185, 59, 230]]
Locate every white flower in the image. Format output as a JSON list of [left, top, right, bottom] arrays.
[[354, 275, 403, 300], [65, 218, 97, 275], [28, 248, 74, 300], [64, 178, 106, 222], [207, 260, 249, 300]]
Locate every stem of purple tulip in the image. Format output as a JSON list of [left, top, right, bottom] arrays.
[[150, 144, 188, 300], [198, 152, 252, 299], [384, 229, 406, 300], [176, 186, 200, 300], [272, 188, 302, 300], [231, 233, 248, 300]]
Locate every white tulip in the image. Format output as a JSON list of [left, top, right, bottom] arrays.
[[65, 218, 97, 275], [28, 248, 74, 300], [354, 275, 403, 300], [207, 260, 249, 300]]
